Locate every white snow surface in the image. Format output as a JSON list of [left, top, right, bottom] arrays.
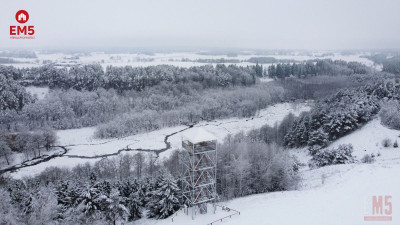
[[182, 127, 217, 143], [137, 162, 400, 225], [25, 86, 49, 100], [329, 118, 400, 160]]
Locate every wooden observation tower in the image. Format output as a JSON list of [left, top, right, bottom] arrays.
[[180, 128, 217, 219]]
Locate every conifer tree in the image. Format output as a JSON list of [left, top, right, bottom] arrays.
[[147, 171, 181, 219]]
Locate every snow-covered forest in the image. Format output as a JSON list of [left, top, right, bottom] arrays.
[[2, 0, 400, 224], [1, 48, 400, 224]]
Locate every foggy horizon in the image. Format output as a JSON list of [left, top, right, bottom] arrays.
[[1, 0, 400, 51]]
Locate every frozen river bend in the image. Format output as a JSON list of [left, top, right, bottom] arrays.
[[8, 102, 311, 179]]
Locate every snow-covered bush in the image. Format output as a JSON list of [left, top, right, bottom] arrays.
[[218, 134, 300, 199], [361, 154, 376, 164], [0, 74, 33, 111], [309, 144, 354, 168], [95, 84, 284, 138], [380, 100, 400, 130], [394, 140, 399, 148], [0, 140, 13, 165], [307, 129, 329, 148], [307, 129, 330, 155], [248, 113, 296, 146], [0, 188, 17, 224], [29, 186, 60, 225], [382, 138, 392, 148], [1, 129, 58, 162]]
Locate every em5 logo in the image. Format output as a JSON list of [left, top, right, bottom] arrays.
[[10, 10, 35, 38]]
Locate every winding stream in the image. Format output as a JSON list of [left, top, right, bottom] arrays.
[[0, 125, 194, 175]]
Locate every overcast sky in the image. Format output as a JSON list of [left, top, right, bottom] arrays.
[[1, 0, 399, 50]]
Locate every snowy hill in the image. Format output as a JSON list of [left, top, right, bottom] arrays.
[[138, 162, 400, 225], [135, 118, 400, 225], [329, 118, 400, 160]]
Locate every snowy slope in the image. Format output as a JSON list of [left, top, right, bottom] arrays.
[[136, 118, 400, 225], [138, 162, 400, 225], [329, 118, 400, 160]]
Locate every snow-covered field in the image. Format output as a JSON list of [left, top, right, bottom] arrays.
[[0, 51, 380, 70], [136, 118, 400, 225], [10, 102, 311, 179]]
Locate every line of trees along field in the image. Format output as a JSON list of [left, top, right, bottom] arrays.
[[267, 59, 370, 79], [1, 64, 262, 91]]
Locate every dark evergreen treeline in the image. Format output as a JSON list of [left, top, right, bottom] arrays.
[[284, 79, 400, 150], [365, 53, 400, 75], [382, 56, 400, 75], [247, 57, 295, 64], [246, 78, 400, 156], [1, 64, 264, 92], [1, 166, 181, 224], [267, 59, 370, 78], [180, 58, 241, 63]]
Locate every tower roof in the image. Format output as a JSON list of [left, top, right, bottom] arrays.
[[182, 127, 217, 143]]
